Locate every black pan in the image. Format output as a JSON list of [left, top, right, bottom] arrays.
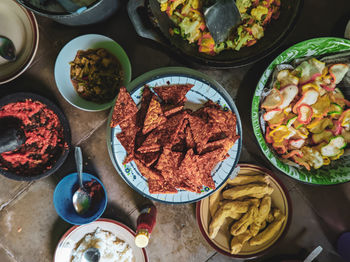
[[0, 93, 71, 181], [127, 0, 303, 68]]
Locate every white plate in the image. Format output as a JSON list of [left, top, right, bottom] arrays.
[[0, 0, 39, 84], [54, 218, 148, 262], [54, 34, 132, 111], [107, 67, 242, 204]]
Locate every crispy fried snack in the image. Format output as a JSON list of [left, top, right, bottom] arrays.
[[209, 199, 258, 239], [110, 87, 138, 128], [249, 210, 286, 246], [142, 96, 167, 134], [249, 196, 272, 236], [230, 204, 258, 236], [227, 175, 269, 186], [153, 84, 193, 104], [230, 231, 252, 254], [222, 183, 274, 200]]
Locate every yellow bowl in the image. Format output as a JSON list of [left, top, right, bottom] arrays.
[[196, 163, 292, 259]]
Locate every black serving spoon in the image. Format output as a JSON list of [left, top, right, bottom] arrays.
[[0, 118, 25, 154], [203, 0, 241, 44]]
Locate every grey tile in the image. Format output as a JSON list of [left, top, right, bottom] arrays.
[[0, 179, 68, 262], [129, 203, 216, 262], [0, 244, 16, 262], [0, 177, 30, 209]]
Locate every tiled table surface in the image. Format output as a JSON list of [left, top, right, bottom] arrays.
[[1, 0, 350, 261]]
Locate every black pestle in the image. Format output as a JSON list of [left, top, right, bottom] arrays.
[[0, 117, 26, 154]]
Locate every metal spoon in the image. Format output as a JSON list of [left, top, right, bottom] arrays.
[[203, 0, 241, 44], [0, 36, 16, 61], [72, 147, 91, 215], [82, 247, 100, 262], [304, 246, 323, 262]]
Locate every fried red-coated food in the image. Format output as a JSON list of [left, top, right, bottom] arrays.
[[142, 96, 167, 134], [110, 87, 138, 128], [134, 151, 160, 167], [138, 112, 188, 152], [153, 84, 193, 104], [162, 103, 184, 117], [185, 123, 196, 149], [187, 114, 210, 152], [134, 159, 164, 181], [148, 179, 178, 194], [117, 114, 139, 164], [176, 149, 203, 192], [155, 148, 184, 183], [196, 147, 228, 189], [136, 86, 155, 128], [204, 106, 238, 139]]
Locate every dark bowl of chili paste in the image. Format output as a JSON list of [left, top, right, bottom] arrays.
[[0, 93, 71, 181]]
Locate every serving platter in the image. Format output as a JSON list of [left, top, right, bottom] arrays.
[[54, 218, 148, 262], [252, 37, 350, 185], [107, 67, 242, 204]]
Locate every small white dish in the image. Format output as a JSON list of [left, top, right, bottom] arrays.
[[0, 0, 39, 84], [54, 34, 132, 111], [54, 218, 148, 262]]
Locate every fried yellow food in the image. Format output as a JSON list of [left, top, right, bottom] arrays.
[[230, 231, 252, 254], [227, 175, 269, 186], [230, 204, 258, 236], [249, 211, 286, 246], [209, 181, 228, 217], [209, 199, 257, 239], [266, 210, 275, 223], [222, 183, 274, 200], [249, 196, 272, 236]]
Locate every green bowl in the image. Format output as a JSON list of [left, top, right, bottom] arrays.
[[252, 37, 350, 185]]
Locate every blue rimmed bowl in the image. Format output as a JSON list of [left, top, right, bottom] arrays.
[[53, 173, 107, 225]]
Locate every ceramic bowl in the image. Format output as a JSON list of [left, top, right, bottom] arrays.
[[196, 164, 291, 259], [53, 173, 107, 225], [251, 37, 350, 185], [0, 0, 39, 84], [54, 34, 132, 111]]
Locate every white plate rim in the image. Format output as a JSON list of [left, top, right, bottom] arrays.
[[53, 218, 148, 262]]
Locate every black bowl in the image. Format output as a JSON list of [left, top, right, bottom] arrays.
[[0, 92, 71, 181], [128, 0, 303, 68]]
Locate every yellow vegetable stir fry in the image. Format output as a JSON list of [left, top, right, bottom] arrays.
[[158, 0, 280, 55], [261, 58, 350, 170]]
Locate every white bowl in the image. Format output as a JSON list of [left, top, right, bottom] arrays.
[[0, 0, 39, 84], [54, 34, 132, 111]]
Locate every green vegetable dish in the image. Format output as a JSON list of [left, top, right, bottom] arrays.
[[158, 0, 281, 55], [70, 48, 124, 104]]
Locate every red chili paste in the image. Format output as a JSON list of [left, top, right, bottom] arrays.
[[0, 99, 67, 176]]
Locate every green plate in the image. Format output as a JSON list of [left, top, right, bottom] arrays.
[[252, 37, 350, 185]]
